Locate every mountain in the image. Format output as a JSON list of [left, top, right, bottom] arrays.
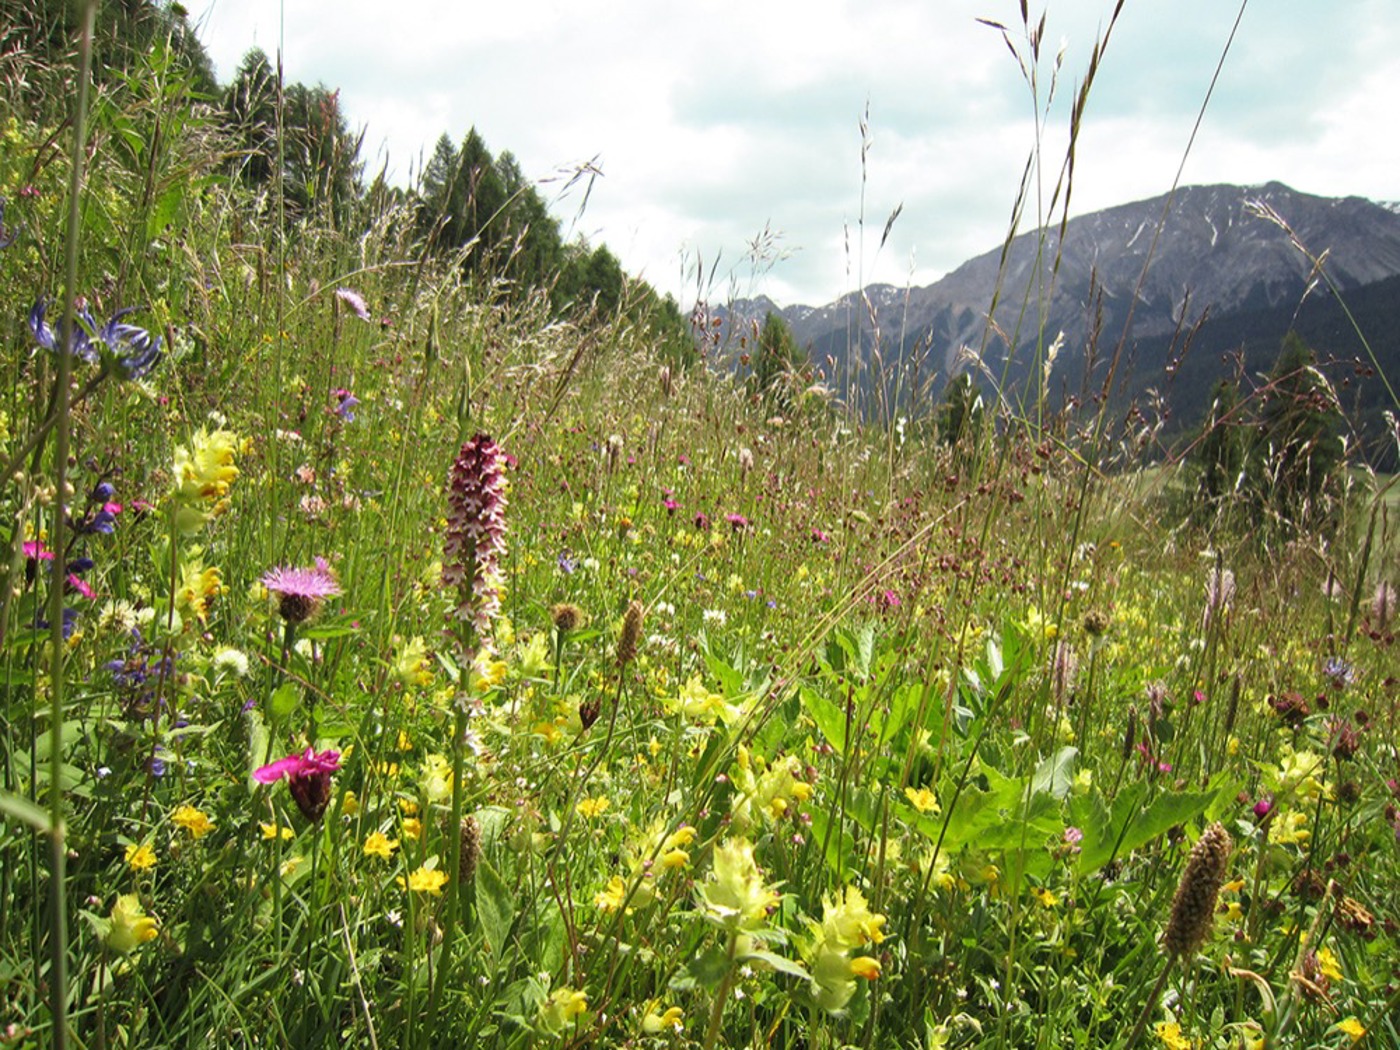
[[718, 182, 1400, 431]]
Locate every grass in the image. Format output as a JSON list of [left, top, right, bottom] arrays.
[[0, 3, 1397, 1049]]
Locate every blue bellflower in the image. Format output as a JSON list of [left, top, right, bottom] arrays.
[[29, 298, 164, 379]]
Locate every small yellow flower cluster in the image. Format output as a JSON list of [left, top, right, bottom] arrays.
[[394, 635, 434, 688], [175, 556, 223, 625], [537, 985, 588, 1036], [730, 746, 813, 830], [172, 428, 240, 534], [696, 838, 780, 933], [804, 886, 886, 1013]]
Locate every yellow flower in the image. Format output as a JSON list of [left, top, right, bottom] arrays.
[[279, 855, 305, 878], [1315, 945, 1343, 982], [1153, 1021, 1195, 1050], [697, 838, 780, 932], [1033, 887, 1059, 908], [364, 831, 399, 860], [1268, 810, 1310, 846], [594, 875, 630, 912], [395, 635, 434, 687], [172, 428, 240, 533], [124, 842, 157, 872], [397, 729, 414, 752], [1334, 1017, 1366, 1043], [575, 796, 609, 819], [174, 560, 223, 624], [819, 886, 887, 948], [340, 791, 360, 817], [904, 786, 940, 814], [537, 986, 588, 1035], [406, 865, 449, 895], [399, 798, 419, 816], [170, 804, 216, 840], [659, 824, 696, 869], [641, 1002, 684, 1034], [107, 894, 159, 953], [260, 822, 295, 841], [420, 753, 453, 803], [402, 817, 424, 840], [849, 956, 881, 980]]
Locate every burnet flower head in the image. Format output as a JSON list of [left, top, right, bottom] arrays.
[[443, 433, 509, 635]]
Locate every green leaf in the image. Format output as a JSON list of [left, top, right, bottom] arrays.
[[476, 856, 514, 959], [675, 945, 732, 991], [1032, 747, 1078, 800], [1076, 783, 1219, 875], [799, 685, 847, 754], [742, 949, 810, 982], [0, 790, 52, 833], [268, 682, 300, 719]]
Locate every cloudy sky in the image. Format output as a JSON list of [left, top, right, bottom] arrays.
[[189, 0, 1398, 308]]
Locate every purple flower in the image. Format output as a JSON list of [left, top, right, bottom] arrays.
[[262, 558, 342, 624], [334, 287, 371, 321], [443, 434, 509, 633], [557, 551, 576, 575], [725, 513, 749, 531], [254, 747, 342, 822], [1253, 796, 1273, 820], [28, 299, 164, 379], [333, 389, 359, 422]]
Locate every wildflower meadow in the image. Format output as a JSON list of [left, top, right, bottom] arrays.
[[0, 3, 1397, 1048]]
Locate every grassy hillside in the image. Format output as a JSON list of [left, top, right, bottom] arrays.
[[1, 6, 1397, 1050]]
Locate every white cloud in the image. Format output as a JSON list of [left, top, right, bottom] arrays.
[[191, 0, 1400, 306]]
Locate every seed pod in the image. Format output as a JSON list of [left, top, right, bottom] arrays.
[[617, 600, 643, 667], [1164, 822, 1233, 959]]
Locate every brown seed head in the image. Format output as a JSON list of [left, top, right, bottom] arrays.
[[1164, 822, 1233, 959], [551, 602, 584, 634], [617, 600, 643, 667]]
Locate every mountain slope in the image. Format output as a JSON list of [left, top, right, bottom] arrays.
[[724, 182, 1400, 395]]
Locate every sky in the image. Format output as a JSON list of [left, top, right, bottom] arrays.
[[189, 0, 1400, 308]]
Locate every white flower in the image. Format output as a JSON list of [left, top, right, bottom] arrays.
[[213, 646, 250, 677]]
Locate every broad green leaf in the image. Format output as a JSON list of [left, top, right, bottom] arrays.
[[1032, 747, 1078, 800], [0, 790, 52, 833], [1076, 783, 1219, 875], [799, 685, 847, 754], [268, 682, 300, 719], [743, 949, 811, 982], [476, 856, 514, 959]]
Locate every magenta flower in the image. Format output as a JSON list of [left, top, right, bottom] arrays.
[[255, 747, 341, 822], [443, 433, 508, 634], [725, 513, 749, 531], [262, 558, 341, 624], [22, 541, 54, 562]]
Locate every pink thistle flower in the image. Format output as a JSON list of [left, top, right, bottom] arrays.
[[725, 513, 749, 531], [262, 558, 342, 624], [255, 747, 341, 822], [443, 433, 508, 635]]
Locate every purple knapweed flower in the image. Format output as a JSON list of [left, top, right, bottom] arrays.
[[443, 433, 509, 634], [262, 558, 342, 624], [254, 747, 342, 822], [334, 287, 371, 321], [725, 513, 749, 531]]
